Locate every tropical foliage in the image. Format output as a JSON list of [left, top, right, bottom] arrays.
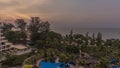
[[1, 17, 120, 68]]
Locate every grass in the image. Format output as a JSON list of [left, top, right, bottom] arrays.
[[24, 65, 33, 68]]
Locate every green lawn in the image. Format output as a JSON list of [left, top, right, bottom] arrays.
[[24, 65, 33, 68]]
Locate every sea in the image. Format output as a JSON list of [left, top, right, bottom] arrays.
[[57, 28, 120, 40]]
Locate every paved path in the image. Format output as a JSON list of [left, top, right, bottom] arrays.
[[36, 58, 45, 68], [22, 55, 36, 68]]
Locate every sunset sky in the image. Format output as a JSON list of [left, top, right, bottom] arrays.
[[1, 0, 120, 33]]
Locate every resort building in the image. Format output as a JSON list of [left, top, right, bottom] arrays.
[[0, 23, 14, 52], [0, 23, 31, 61]]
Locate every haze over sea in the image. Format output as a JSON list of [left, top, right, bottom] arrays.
[[55, 28, 120, 40]]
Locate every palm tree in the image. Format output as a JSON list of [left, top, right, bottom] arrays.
[[96, 32, 102, 46]]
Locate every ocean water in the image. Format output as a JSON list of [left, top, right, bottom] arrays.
[[59, 28, 120, 40]]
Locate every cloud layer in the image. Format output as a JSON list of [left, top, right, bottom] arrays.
[[1, 0, 120, 33]]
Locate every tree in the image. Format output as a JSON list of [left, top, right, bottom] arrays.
[[39, 21, 50, 32], [96, 32, 102, 46], [105, 39, 113, 47], [99, 57, 109, 68], [59, 53, 69, 63], [73, 34, 85, 47], [28, 17, 41, 33], [28, 17, 50, 33], [31, 31, 62, 49], [2, 54, 31, 67], [2, 23, 14, 32], [85, 32, 89, 45], [4, 31, 27, 44], [66, 45, 79, 54], [15, 19, 27, 31], [90, 33, 96, 45], [68, 29, 73, 44]]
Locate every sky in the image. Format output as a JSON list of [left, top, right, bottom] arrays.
[[1, 0, 120, 33]]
